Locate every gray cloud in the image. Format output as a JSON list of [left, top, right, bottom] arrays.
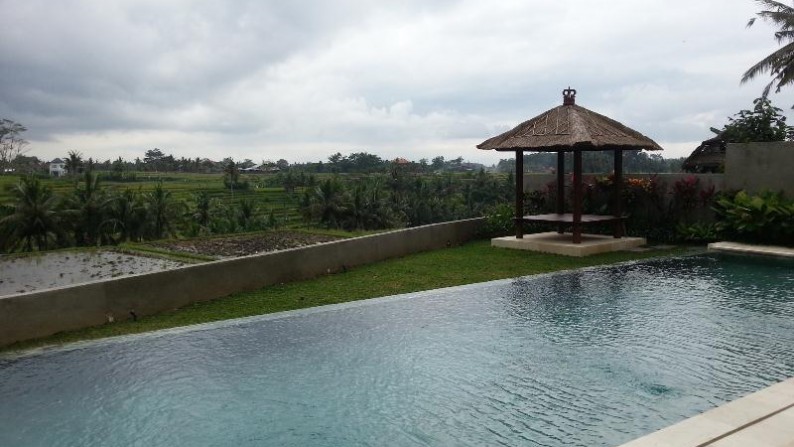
[[0, 0, 790, 163]]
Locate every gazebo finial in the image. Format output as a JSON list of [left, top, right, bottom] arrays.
[[563, 87, 576, 105]]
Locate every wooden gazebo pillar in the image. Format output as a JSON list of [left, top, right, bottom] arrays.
[[515, 149, 524, 239], [613, 149, 624, 238], [556, 151, 565, 234], [572, 149, 583, 243]]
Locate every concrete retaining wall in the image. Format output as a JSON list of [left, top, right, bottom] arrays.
[[725, 142, 794, 195], [0, 218, 484, 348]]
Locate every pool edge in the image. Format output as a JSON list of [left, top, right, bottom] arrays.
[[616, 377, 794, 447]]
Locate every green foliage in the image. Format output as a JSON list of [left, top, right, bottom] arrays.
[[145, 182, 184, 240], [64, 150, 83, 176], [523, 175, 721, 243], [676, 222, 721, 243], [711, 97, 793, 143], [481, 203, 515, 237], [299, 171, 511, 231], [0, 176, 62, 251], [714, 190, 794, 245]]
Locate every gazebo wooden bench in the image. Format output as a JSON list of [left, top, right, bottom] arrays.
[[518, 213, 627, 240]]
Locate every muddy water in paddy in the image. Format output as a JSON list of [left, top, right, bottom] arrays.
[[0, 252, 187, 297]]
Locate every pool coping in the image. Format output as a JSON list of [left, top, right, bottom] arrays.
[[616, 377, 794, 447], [708, 241, 794, 259]]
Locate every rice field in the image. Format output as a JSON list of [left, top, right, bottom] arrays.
[[0, 172, 304, 225]]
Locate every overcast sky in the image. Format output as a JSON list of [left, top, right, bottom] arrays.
[[2, 0, 792, 165]]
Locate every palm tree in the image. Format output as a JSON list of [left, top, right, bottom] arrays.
[[63, 165, 114, 246], [64, 150, 83, 177], [0, 176, 62, 251], [145, 181, 184, 239], [237, 199, 258, 230], [312, 178, 345, 228], [223, 159, 240, 198], [107, 188, 146, 242], [192, 191, 213, 231], [743, 1, 794, 98]]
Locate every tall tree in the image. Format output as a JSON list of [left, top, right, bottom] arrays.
[[743, 1, 794, 99], [0, 119, 29, 175], [144, 148, 165, 171]]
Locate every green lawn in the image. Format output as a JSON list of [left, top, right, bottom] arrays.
[[2, 240, 690, 352]]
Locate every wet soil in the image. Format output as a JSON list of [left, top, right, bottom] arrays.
[[145, 231, 342, 258], [0, 252, 188, 297]]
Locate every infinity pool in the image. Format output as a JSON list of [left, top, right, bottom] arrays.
[[1, 254, 793, 446]]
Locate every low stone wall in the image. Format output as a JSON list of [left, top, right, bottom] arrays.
[[0, 218, 484, 348]]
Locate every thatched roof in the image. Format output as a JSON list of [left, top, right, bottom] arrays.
[[477, 89, 663, 152], [682, 134, 725, 173]]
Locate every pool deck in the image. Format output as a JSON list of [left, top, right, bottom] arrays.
[[616, 377, 794, 447], [708, 241, 794, 259]]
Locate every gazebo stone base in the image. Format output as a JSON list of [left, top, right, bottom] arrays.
[[492, 232, 646, 257]]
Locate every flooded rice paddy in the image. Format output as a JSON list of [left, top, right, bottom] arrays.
[[0, 251, 188, 297]]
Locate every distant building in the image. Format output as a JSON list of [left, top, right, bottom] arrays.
[[240, 164, 280, 173], [392, 157, 411, 165], [49, 158, 66, 177]]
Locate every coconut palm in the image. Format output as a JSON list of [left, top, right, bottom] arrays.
[[743, 1, 794, 97], [311, 177, 345, 228], [145, 181, 184, 239], [192, 191, 213, 230], [107, 188, 147, 242], [236, 199, 259, 230], [64, 150, 83, 177], [0, 176, 62, 251], [63, 166, 114, 246]]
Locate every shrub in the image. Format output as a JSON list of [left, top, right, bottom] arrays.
[[481, 203, 514, 238], [714, 190, 794, 246]]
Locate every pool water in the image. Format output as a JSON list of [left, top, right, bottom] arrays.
[[1, 254, 793, 446]]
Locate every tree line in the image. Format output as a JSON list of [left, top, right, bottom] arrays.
[[0, 162, 514, 252], [0, 167, 285, 253], [297, 167, 513, 231]]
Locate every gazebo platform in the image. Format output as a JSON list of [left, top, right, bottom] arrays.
[[492, 232, 646, 257]]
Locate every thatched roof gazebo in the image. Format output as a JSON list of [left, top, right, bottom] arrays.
[[682, 134, 725, 173], [478, 88, 662, 246]]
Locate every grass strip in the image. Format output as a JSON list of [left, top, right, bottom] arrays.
[[3, 240, 690, 352]]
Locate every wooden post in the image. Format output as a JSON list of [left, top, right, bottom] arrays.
[[556, 151, 565, 234], [572, 149, 583, 244], [515, 150, 524, 239], [613, 149, 624, 238]]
